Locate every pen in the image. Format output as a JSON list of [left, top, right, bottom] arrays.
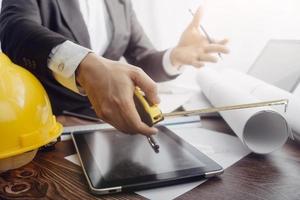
[[188, 9, 222, 59], [147, 136, 160, 153]]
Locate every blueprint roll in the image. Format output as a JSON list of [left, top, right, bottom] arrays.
[[197, 67, 289, 154], [220, 68, 300, 134]]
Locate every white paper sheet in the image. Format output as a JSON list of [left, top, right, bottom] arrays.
[[294, 84, 300, 97], [182, 91, 220, 118], [158, 82, 198, 113], [65, 123, 250, 200], [183, 91, 212, 110], [220, 68, 300, 134], [197, 67, 289, 154]]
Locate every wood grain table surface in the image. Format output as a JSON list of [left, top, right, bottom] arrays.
[[1, 116, 300, 200]]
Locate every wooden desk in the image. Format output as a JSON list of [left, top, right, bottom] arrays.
[[1, 116, 300, 200]]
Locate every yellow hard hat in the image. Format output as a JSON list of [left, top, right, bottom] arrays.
[[0, 53, 62, 171]]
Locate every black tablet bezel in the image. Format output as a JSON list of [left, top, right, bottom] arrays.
[[72, 126, 223, 194]]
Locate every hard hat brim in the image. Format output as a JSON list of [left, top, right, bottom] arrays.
[[0, 117, 62, 159]]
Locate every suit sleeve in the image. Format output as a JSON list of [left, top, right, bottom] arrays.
[[123, 1, 179, 82], [0, 0, 66, 76]]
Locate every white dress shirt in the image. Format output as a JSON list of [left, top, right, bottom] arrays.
[[48, 0, 181, 93]]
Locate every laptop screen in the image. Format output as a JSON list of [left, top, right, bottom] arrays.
[[248, 40, 300, 92]]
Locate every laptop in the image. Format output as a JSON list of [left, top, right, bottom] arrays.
[[248, 39, 300, 92]]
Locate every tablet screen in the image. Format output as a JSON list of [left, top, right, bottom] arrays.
[[85, 129, 203, 181], [72, 126, 223, 191]]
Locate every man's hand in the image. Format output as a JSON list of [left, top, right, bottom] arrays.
[[170, 7, 229, 68], [76, 53, 160, 136]]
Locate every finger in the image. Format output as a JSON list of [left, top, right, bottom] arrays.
[[120, 98, 158, 136], [214, 38, 229, 45], [105, 115, 127, 133], [101, 101, 155, 136], [197, 53, 218, 63], [130, 68, 160, 104], [191, 61, 205, 68], [190, 7, 204, 28], [204, 44, 230, 54]]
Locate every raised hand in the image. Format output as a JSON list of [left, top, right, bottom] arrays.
[[170, 7, 229, 68]]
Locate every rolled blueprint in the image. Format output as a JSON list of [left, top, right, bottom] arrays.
[[197, 67, 289, 154], [220, 68, 300, 134]]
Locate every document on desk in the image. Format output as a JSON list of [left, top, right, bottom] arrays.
[[182, 90, 219, 117], [65, 122, 250, 200], [158, 82, 199, 113], [197, 67, 290, 154]]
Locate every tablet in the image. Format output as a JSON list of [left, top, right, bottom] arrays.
[[72, 126, 223, 195]]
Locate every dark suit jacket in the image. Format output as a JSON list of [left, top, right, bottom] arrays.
[[0, 0, 177, 115]]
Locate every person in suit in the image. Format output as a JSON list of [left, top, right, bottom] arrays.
[[0, 0, 228, 135]]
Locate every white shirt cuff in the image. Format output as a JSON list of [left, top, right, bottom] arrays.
[[48, 40, 91, 94], [162, 48, 184, 76]]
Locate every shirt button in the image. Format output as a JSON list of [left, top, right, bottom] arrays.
[[58, 63, 65, 72]]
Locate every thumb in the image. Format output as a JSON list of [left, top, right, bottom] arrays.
[[130, 68, 160, 104], [190, 7, 204, 28]]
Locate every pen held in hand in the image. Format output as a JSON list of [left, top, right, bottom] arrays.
[[188, 9, 222, 59]]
